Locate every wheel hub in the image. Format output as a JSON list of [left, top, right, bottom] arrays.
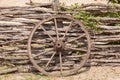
[[54, 40, 65, 51]]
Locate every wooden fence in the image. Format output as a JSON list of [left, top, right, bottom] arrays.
[[0, 3, 120, 74]]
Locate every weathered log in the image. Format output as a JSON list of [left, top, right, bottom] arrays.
[[0, 56, 29, 60], [100, 30, 120, 33], [97, 25, 120, 30], [26, 7, 52, 12], [63, 3, 120, 13], [26, 2, 52, 7], [0, 10, 35, 15], [11, 60, 30, 65], [0, 21, 25, 26], [11, 18, 39, 23], [93, 41, 109, 45], [0, 68, 18, 75], [94, 45, 120, 49], [91, 59, 120, 63], [99, 63, 120, 66], [85, 8, 120, 14], [81, 3, 120, 8], [94, 37, 120, 41], [92, 34, 120, 39], [95, 17, 120, 24], [91, 52, 120, 56]]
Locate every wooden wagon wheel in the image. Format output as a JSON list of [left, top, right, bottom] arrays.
[[28, 15, 91, 76]]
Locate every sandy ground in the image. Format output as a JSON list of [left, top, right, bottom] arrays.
[[0, 66, 120, 80], [0, 0, 108, 7]]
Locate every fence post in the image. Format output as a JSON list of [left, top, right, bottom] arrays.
[[52, 0, 59, 11]]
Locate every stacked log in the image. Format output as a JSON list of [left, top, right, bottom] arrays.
[[0, 4, 120, 74]]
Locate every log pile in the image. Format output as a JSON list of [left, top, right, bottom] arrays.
[[0, 3, 120, 74]]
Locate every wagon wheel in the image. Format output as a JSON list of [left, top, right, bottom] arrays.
[[28, 15, 91, 76]]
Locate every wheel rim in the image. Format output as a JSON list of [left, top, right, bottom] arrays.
[[28, 15, 91, 76]]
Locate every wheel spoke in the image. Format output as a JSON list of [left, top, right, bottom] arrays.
[[40, 25, 55, 42], [54, 18, 59, 40], [33, 48, 53, 58], [45, 52, 56, 68], [66, 34, 86, 43], [66, 47, 87, 52], [59, 52, 63, 74], [62, 21, 73, 40]]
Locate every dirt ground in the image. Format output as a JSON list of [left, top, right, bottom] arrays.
[[0, 0, 108, 7], [0, 66, 120, 80]]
